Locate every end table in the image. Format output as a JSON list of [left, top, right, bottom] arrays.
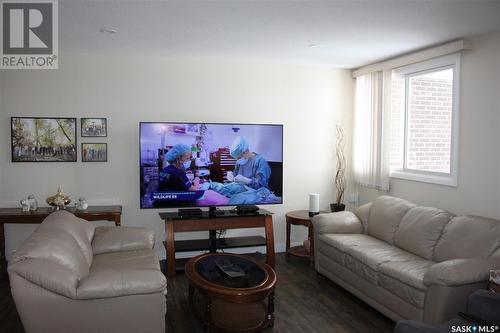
[[285, 210, 318, 262]]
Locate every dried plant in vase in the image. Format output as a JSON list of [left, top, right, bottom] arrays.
[[331, 125, 346, 212]]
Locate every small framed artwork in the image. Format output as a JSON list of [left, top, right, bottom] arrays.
[[81, 118, 107, 137], [11, 117, 77, 162], [82, 143, 107, 162]]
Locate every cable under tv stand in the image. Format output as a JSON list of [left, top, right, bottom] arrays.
[[159, 208, 275, 277]]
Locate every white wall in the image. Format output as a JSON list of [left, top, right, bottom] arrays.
[[0, 54, 354, 259], [357, 31, 500, 218]]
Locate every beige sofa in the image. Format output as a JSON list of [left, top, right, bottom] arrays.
[[8, 210, 167, 333], [313, 195, 500, 324]]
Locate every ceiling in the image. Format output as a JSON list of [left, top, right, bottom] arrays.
[[60, 0, 500, 68]]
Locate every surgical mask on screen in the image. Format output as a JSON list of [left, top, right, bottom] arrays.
[[237, 158, 248, 166]]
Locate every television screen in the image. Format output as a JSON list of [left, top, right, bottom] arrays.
[[140, 122, 283, 209]]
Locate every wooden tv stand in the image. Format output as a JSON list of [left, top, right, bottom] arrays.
[[159, 209, 275, 277]]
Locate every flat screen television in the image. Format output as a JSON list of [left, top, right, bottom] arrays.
[[140, 122, 283, 209]]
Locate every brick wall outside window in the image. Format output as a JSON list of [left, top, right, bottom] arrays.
[[390, 71, 453, 174]]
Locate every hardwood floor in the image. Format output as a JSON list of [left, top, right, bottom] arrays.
[[0, 253, 395, 333]]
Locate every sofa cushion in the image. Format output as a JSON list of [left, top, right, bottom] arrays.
[[313, 211, 363, 235], [378, 273, 428, 308], [394, 207, 453, 260], [12, 229, 90, 279], [92, 226, 155, 255], [345, 243, 421, 284], [38, 210, 95, 266], [77, 250, 166, 299], [433, 215, 500, 262], [353, 202, 372, 233], [379, 260, 434, 291], [368, 196, 415, 244], [317, 234, 383, 265]]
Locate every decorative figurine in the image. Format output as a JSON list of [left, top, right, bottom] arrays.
[[27, 195, 38, 211], [76, 197, 89, 210], [20, 195, 38, 212], [20, 199, 30, 212], [46, 186, 71, 210]]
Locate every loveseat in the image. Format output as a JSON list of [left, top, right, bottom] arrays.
[[313, 196, 500, 324], [8, 210, 167, 333]]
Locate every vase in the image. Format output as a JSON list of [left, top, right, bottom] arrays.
[[330, 203, 346, 212], [46, 186, 71, 210]]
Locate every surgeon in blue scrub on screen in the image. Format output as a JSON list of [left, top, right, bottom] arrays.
[[227, 137, 271, 190], [158, 144, 199, 191]]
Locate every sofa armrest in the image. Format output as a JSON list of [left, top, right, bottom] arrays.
[[92, 226, 155, 255], [424, 258, 500, 287], [8, 259, 78, 298], [312, 211, 363, 235]]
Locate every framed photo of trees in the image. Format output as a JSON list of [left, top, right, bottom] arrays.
[[11, 117, 77, 162]]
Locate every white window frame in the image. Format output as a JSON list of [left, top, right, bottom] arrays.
[[390, 53, 460, 187]]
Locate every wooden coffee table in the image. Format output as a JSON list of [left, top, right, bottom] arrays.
[[185, 253, 277, 333]]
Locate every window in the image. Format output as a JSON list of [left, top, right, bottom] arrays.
[[389, 54, 460, 186]]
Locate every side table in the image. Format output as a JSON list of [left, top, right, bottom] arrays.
[[285, 210, 319, 262]]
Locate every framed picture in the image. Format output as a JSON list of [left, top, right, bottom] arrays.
[[82, 143, 107, 162], [11, 117, 77, 162], [81, 118, 107, 137]]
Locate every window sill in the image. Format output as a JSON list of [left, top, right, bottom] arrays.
[[390, 170, 457, 187]]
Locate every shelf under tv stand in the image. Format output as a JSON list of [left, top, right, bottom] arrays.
[[171, 235, 267, 252], [159, 209, 275, 277], [162, 236, 267, 273]]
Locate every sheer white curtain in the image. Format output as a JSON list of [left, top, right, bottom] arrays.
[[352, 71, 390, 191]]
